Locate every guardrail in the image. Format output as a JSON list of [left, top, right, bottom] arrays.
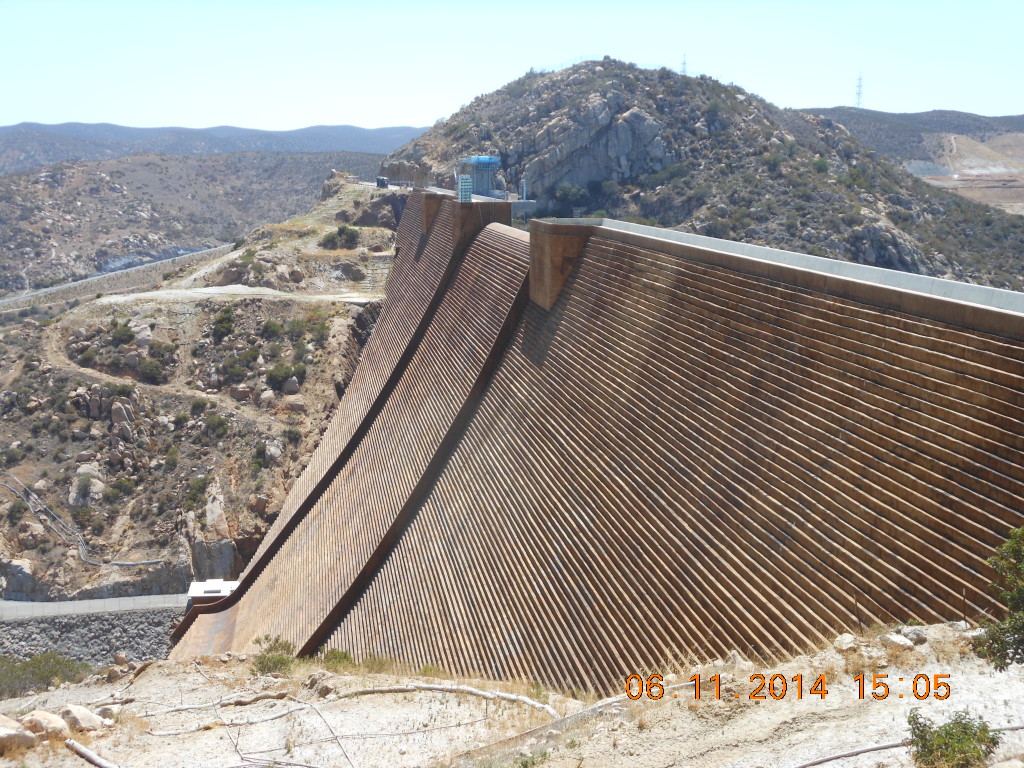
[[0, 244, 234, 311], [0, 594, 189, 620]]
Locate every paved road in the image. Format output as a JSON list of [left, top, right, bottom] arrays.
[[0, 594, 188, 620], [0, 244, 231, 309]]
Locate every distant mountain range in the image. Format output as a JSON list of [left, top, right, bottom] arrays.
[[806, 107, 1024, 216], [0, 122, 428, 175], [802, 108, 1024, 163]]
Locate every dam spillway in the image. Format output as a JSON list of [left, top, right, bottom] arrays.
[[172, 191, 1024, 692]]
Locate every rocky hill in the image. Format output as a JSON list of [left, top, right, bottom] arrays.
[[0, 151, 382, 296], [0, 123, 426, 175], [0, 180, 398, 601], [382, 58, 1024, 289]]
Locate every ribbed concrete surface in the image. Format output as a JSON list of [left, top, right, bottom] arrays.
[[173, 200, 528, 655], [174, 191, 1024, 692], [325, 231, 1024, 690]]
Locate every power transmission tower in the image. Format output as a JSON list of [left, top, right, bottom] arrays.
[[856, 74, 863, 109], [681, 56, 687, 77]]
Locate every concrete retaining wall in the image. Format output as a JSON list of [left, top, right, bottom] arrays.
[[0, 244, 232, 312]]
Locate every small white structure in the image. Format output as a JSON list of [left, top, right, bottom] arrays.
[[187, 578, 239, 605]]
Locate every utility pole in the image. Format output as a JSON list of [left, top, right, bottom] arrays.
[[681, 56, 687, 77], [856, 73, 863, 109]]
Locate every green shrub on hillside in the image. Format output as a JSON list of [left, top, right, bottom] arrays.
[[0, 652, 91, 699], [252, 635, 295, 676], [907, 709, 1000, 768], [212, 305, 234, 344], [975, 525, 1024, 670], [319, 225, 359, 250]]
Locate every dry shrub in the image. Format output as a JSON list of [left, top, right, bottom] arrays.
[[115, 710, 151, 739]]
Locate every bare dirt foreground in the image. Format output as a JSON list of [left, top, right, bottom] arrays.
[[2, 622, 1024, 768]]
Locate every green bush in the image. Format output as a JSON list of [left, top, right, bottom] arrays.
[[976, 525, 1024, 670], [190, 398, 209, 416], [76, 475, 93, 498], [251, 635, 295, 676], [204, 412, 229, 438], [285, 318, 307, 343], [183, 475, 210, 511], [6, 498, 28, 525], [266, 363, 294, 391], [164, 445, 179, 471], [282, 427, 302, 445], [0, 652, 91, 699], [110, 322, 135, 347], [319, 225, 359, 250], [137, 357, 164, 384], [212, 305, 234, 344], [261, 319, 284, 339], [907, 709, 1000, 768]]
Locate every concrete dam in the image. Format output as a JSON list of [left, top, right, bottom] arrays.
[[172, 191, 1024, 692]]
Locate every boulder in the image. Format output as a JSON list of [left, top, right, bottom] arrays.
[[3, 558, 36, 595], [264, 441, 283, 466], [899, 626, 927, 645], [282, 376, 300, 395], [283, 396, 306, 413], [0, 713, 36, 754], [95, 704, 121, 720], [112, 651, 128, 665], [288, 267, 305, 283], [20, 710, 70, 738], [259, 389, 276, 408], [833, 633, 858, 652], [60, 704, 103, 732], [16, 520, 46, 548], [231, 385, 253, 401], [880, 633, 915, 651]]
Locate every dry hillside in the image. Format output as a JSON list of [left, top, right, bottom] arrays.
[[0, 180, 399, 601], [0, 151, 383, 296]]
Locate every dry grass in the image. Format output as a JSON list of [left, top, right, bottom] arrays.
[[932, 634, 974, 664]]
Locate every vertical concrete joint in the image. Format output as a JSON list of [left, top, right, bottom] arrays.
[[422, 193, 445, 235], [452, 201, 512, 256], [529, 221, 591, 310]]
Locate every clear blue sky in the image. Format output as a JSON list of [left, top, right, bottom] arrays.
[[1, 0, 1019, 130]]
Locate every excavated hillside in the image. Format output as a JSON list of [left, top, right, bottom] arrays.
[[382, 58, 1024, 289]]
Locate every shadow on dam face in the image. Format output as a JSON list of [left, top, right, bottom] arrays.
[[173, 190, 1024, 693]]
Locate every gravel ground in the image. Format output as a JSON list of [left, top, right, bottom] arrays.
[[1, 622, 1023, 768]]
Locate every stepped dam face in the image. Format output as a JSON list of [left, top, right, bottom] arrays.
[[171, 191, 1024, 692]]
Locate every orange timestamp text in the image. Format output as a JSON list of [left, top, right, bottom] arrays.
[[625, 673, 952, 701]]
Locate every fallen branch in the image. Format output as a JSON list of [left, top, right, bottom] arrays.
[[143, 690, 287, 716], [65, 738, 122, 768], [301, 697, 356, 768], [130, 660, 156, 683], [334, 683, 559, 719], [147, 705, 307, 736]]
